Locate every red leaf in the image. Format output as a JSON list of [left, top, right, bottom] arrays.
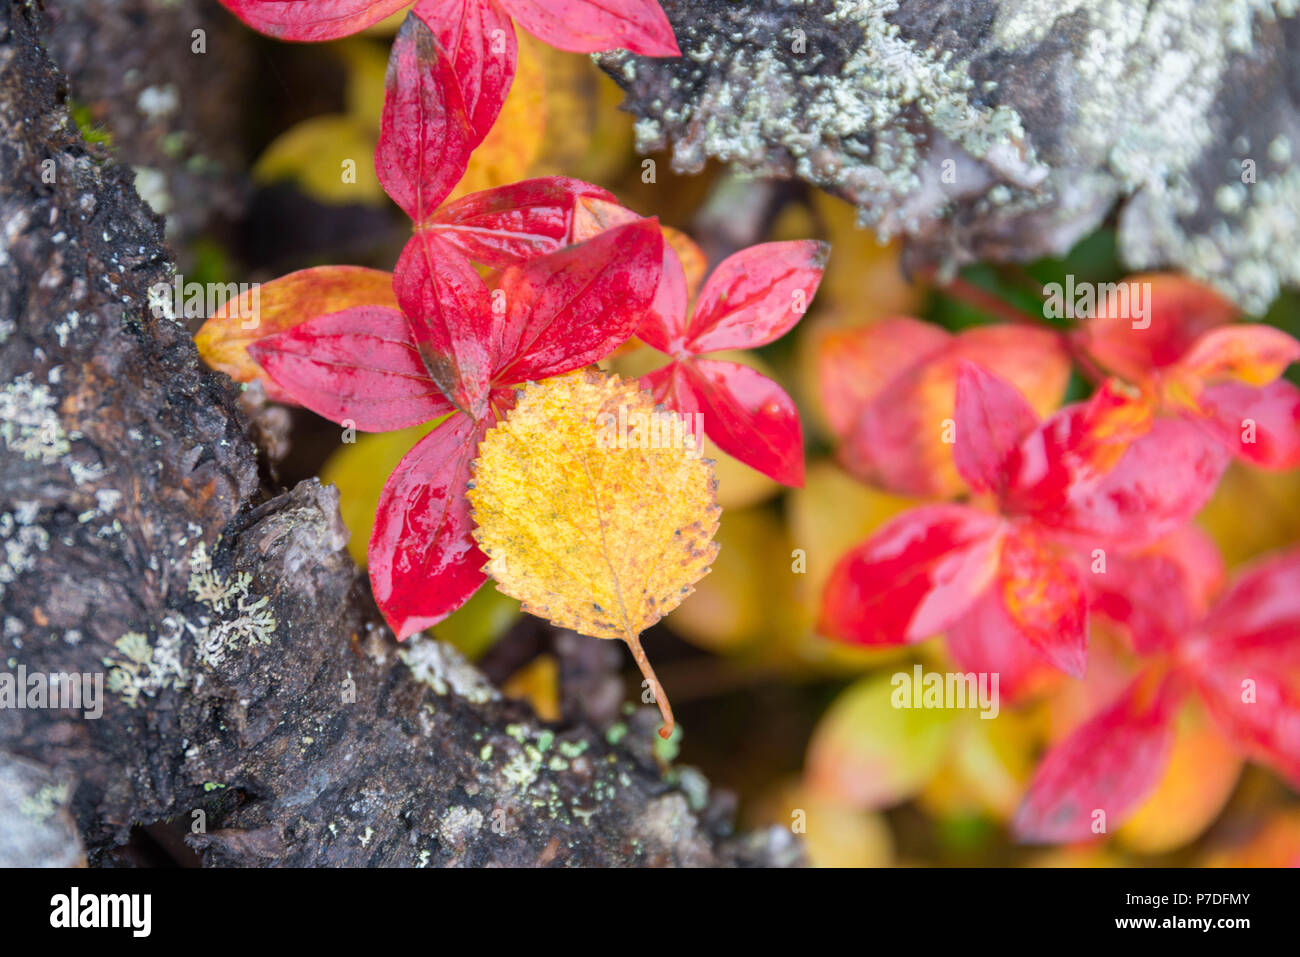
[[217, 0, 411, 42], [1082, 274, 1238, 384], [497, 0, 680, 55], [247, 306, 454, 431], [565, 196, 697, 349], [369, 413, 489, 639], [1014, 671, 1181, 843], [952, 360, 1039, 496], [1193, 653, 1300, 788], [642, 362, 700, 415], [945, 590, 1058, 701], [413, 0, 517, 146], [995, 526, 1088, 678], [818, 505, 1004, 646], [425, 177, 616, 269], [636, 238, 691, 353], [1004, 404, 1230, 545], [1200, 379, 1300, 469], [376, 14, 474, 223], [678, 358, 804, 485], [394, 232, 495, 416], [681, 241, 829, 354], [491, 219, 662, 383], [1088, 526, 1225, 655], [1201, 548, 1300, 657]]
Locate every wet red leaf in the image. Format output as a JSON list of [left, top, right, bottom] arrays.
[[246, 306, 453, 431], [369, 414, 490, 638]]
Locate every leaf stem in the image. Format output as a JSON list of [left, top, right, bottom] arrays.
[[623, 631, 674, 740]]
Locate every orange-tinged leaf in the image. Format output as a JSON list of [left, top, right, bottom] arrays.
[[815, 317, 949, 440], [1083, 273, 1238, 384], [194, 266, 398, 402], [468, 370, 720, 738], [833, 324, 1070, 497], [1118, 701, 1242, 853], [996, 527, 1088, 679], [1172, 323, 1300, 388]]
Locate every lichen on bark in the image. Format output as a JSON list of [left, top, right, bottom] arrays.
[[601, 0, 1300, 313]]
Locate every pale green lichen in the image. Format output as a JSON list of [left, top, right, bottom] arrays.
[[185, 541, 275, 667], [19, 781, 69, 823], [0, 509, 49, 602], [399, 634, 499, 704], [501, 751, 540, 790], [102, 627, 186, 709], [103, 542, 275, 706], [0, 374, 70, 464], [439, 805, 484, 845]]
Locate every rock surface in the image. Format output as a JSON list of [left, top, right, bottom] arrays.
[[601, 0, 1300, 313]]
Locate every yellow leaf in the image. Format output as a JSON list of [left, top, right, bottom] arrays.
[[531, 46, 635, 184], [195, 265, 398, 398], [254, 114, 385, 205], [502, 654, 561, 722], [468, 370, 721, 738]]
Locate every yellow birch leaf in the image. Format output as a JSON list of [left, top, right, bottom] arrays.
[[467, 369, 721, 738], [195, 266, 397, 399]]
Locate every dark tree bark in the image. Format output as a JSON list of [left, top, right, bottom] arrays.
[[0, 1, 797, 869], [601, 0, 1300, 314]]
